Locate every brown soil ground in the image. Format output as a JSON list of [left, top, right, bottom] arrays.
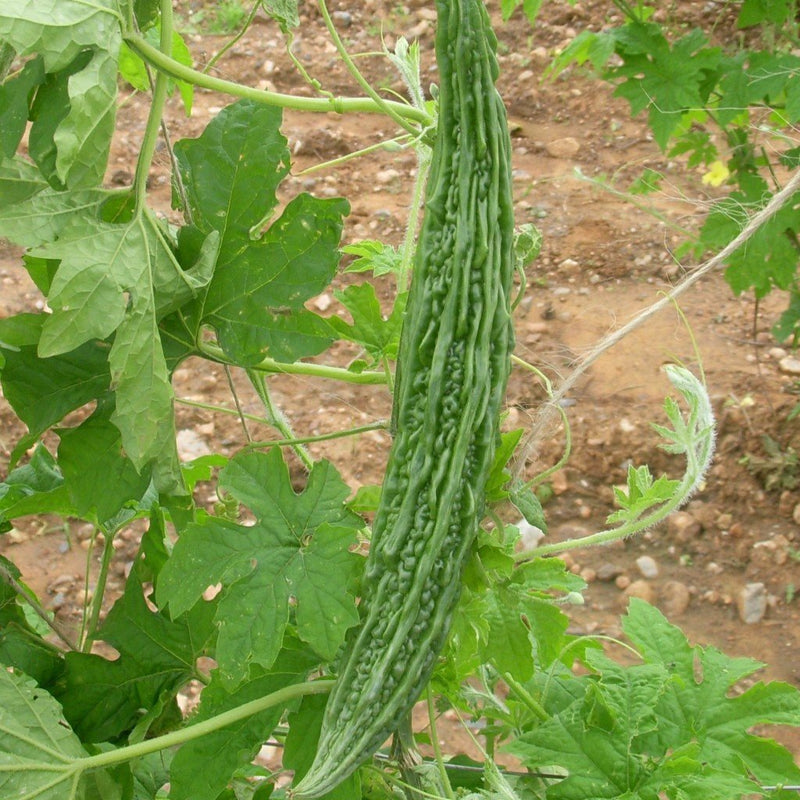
[[2, 0, 799, 769]]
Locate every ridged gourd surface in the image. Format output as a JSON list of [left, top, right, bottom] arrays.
[[292, 0, 515, 795]]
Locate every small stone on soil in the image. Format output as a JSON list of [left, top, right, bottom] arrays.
[[778, 356, 800, 375], [667, 510, 702, 542], [625, 579, 655, 604], [596, 563, 624, 582], [661, 580, 690, 616], [635, 555, 659, 579], [737, 582, 767, 624]]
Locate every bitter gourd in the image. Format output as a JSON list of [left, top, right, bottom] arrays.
[[292, 1, 514, 795]]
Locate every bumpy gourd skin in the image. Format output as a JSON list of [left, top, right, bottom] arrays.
[[292, 1, 514, 796]]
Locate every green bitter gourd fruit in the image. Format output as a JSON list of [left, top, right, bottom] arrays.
[[292, 0, 515, 795]]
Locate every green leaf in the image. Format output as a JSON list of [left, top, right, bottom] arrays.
[[484, 428, 523, 503], [158, 449, 364, 685], [327, 283, 406, 363], [611, 24, 721, 149], [28, 212, 217, 490], [510, 486, 547, 531], [738, 0, 792, 27], [624, 599, 800, 787], [0, 329, 110, 452], [174, 99, 349, 364], [0, 0, 120, 73], [0, 55, 44, 158], [0, 156, 48, 206], [261, 0, 300, 32], [700, 192, 800, 297], [118, 27, 193, 114], [0, 556, 65, 685], [284, 692, 360, 800], [606, 463, 680, 524], [56, 562, 216, 742], [483, 586, 534, 681], [547, 29, 617, 76], [0, 180, 109, 246], [341, 240, 403, 277], [0, 444, 75, 528], [57, 415, 151, 526], [169, 645, 317, 800], [347, 483, 381, 513], [131, 751, 172, 800], [0, 666, 94, 799], [0, 0, 121, 189]]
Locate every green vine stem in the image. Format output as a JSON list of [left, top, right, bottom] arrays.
[[247, 369, 314, 470], [133, 0, 173, 210], [198, 341, 389, 384], [203, 0, 261, 74], [398, 144, 432, 294], [176, 397, 389, 447], [502, 671, 549, 722], [294, 134, 413, 176], [124, 34, 432, 126], [317, 0, 421, 138], [243, 420, 389, 451], [80, 530, 116, 651], [519, 365, 715, 559], [426, 689, 455, 800], [510, 354, 572, 489], [75, 680, 333, 774], [0, 560, 79, 651]]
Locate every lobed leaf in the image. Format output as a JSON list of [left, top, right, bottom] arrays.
[[174, 99, 349, 364], [0, 666, 108, 800], [158, 449, 364, 686], [169, 645, 317, 800]]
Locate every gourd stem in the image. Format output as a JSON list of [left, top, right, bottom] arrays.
[[398, 145, 432, 294], [0, 560, 79, 651], [426, 689, 455, 799], [317, 0, 421, 138], [247, 369, 314, 470], [77, 680, 333, 772], [125, 34, 432, 126], [198, 341, 389, 384], [203, 0, 261, 74], [81, 530, 116, 651], [502, 672, 548, 722], [133, 0, 172, 211]]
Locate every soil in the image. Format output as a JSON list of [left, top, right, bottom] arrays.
[[2, 0, 800, 769]]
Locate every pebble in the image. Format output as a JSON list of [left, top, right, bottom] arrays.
[[313, 293, 332, 311], [661, 580, 690, 616], [596, 563, 624, 582], [778, 356, 800, 375], [376, 168, 401, 184], [667, 510, 702, 542], [716, 512, 733, 530], [779, 490, 795, 516], [550, 470, 569, 495], [625, 579, 655, 604], [768, 346, 788, 360], [737, 582, 767, 624], [615, 574, 630, 590], [579, 567, 597, 583], [176, 429, 212, 460], [545, 136, 580, 159], [331, 10, 352, 26], [635, 555, 659, 579], [752, 534, 790, 566], [517, 519, 545, 550]]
